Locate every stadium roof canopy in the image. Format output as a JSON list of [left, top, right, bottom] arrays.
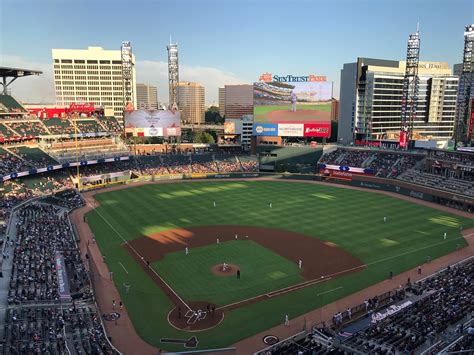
[[0, 66, 43, 94]]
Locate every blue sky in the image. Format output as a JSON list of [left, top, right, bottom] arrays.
[[0, 0, 472, 104]]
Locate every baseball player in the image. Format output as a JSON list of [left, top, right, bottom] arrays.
[[298, 259, 302, 269], [383, 216, 387, 223], [185, 247, 189, 255], [443, 232, 447, 240], [291, 90, 297, 112]]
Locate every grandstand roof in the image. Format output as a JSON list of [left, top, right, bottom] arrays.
[[0, 66, 43, 78], [0, 66, 43, 95]]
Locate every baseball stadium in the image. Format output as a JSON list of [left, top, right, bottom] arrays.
[[0, 54, 473, 355]]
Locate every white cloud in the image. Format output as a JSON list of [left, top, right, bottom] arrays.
[[136, 60, 245, 105], [0, 55, 246, 106], [0, 55, 55, 104]]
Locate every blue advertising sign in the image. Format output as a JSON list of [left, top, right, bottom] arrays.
[[253, 123, 279, 136]]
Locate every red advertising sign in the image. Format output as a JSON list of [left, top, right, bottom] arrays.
[[399, 131, 407, 148], [320, 168, 353, 181], [303, 122, 331, 137]]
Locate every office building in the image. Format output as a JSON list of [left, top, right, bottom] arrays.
[[136, 83, 158, 110], [52, 46, 136, 119], [338, 58, 458, 144], [223, 84, 253, 119], [453, 63, 463, 77], [331, 99, 339, 121], [454, 24, 473, 143], [177, 82, 205, 124], [218, 87, 225, 117]]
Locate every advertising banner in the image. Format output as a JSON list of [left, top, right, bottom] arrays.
[[278, 123, 304, 136], [144, 127, 164, 137], [399, 131, 407, 148], [303, 122, 331, 137], [253, 123, 278, 136], [55, 252, 71, 300], [224, 121, 236, 134], [124, 109, 181, 137]]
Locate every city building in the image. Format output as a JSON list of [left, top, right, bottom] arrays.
[[454, 24, 473, 144], [223, 114, 254, 148], [52, 46, 136, 119], [338, 58, 458, 144], [453, 63, 463, 77], [223, 84, 253, 119], [177, 81, 205, 124], [218, 87, 225, 117], [136, 83, 158, 110], [331, 99, 339, 121]]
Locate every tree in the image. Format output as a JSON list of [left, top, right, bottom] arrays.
[[193, 131, 215, 144], [205, 106, 224, 124]]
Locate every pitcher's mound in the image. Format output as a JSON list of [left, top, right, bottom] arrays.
[[211, 263, 239, 276]]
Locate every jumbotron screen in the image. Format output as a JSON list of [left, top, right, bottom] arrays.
[[253, 81, 333, 124], [124, 109, 181, 137]]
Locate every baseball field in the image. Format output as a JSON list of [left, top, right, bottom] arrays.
[[85, 180, 474, 351], [254, 102, 332, 123]]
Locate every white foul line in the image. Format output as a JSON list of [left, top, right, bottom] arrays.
[[317, 286, 343, 296], [86, 201, 192, 311], [118, 262, 129, 274]]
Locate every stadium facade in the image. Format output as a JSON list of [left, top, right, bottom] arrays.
[[52, 47, 137, 119], [136, 83, 158, 110], [177, 81, 205, 124], [222, 84, 254, 119], [338, 58, 459, 145]]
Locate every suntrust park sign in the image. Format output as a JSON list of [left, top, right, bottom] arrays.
[[259, 73, 327, 82]]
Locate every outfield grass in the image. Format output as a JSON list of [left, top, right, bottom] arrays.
[[154, 240, 304, 305], [86, 180, 474, 351]]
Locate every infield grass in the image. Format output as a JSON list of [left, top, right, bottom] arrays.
[[154, 240, 304, 305], [86, 180, 474, 351]]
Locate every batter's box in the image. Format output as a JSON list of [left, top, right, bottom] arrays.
[[185, 309, 208, 325]]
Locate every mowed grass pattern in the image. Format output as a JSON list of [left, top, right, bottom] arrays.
[[154, 240, 304, 305], [86, 180, 474, 350]]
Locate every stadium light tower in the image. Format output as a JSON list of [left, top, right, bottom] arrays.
[[167, 38, 179, 110], [121, 41, 134, 112], [400, 26, 421, 149], [454, 24, 474, 145]]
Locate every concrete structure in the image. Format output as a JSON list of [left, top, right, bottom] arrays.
[[136, 83, 158, 110], [177, 82, 205, 124], [52, 46, 136, 119], [223, 84, 253, 119], [218, 87, 225, 117], [338, 58, 458, 144]]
